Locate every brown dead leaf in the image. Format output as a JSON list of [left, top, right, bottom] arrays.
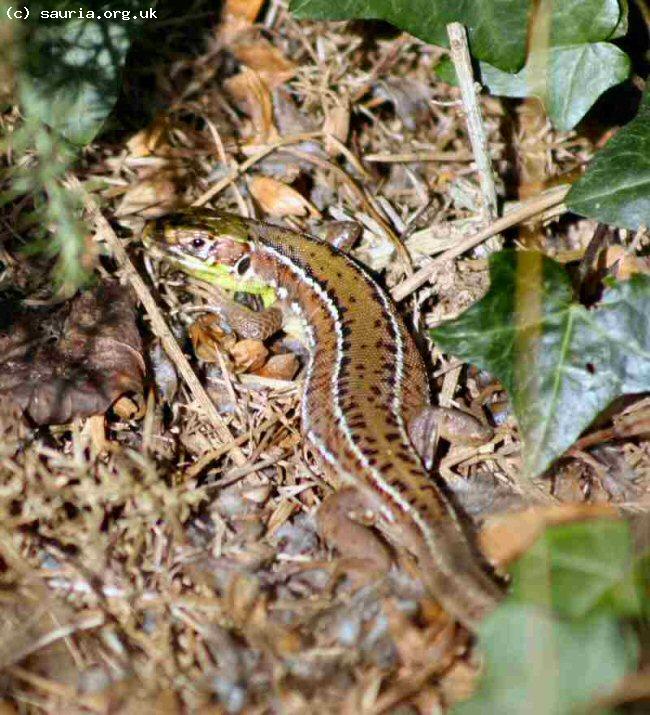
[[234, 39, 297, 89], [479, 503, 619, 567], [113, 394, 145, 420], [224, 67, 278, 144], [254, 353, 299, 380], [249, 176, 320, 218], [126, 115, 170, 158], [190, 314, 237, 363], [0, 282, 145, 425], [231, 339, 268, 373], [114, 174, 180, 219], [323, 102, 350, 157], [219, 0, 265, 45], [439, 660, 480, 707], [604, 245, 650, 280]]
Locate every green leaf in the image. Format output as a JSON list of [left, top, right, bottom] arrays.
[[290, 0, 532, 72], [480, 43, 630, 130], [510, 520, 641, 618], [430, 251, 650, 476], [549, 0, 623, 45], [567, 88, 650, 230], [454, 604, 637, 715], [21, 18, 133, 145]]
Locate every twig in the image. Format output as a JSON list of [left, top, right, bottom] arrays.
[[192, 131, 323, 207], [391, 184, 570, 301], [447, 22, 499, 225], [72, 179, 247, 465], [364, 150, 473, 163]]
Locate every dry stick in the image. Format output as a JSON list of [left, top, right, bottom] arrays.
[[76, 186, 247, 465], [391, 184, 570, 302], [447, 22, 499, 226], [364, 150, 474, 163], [192, 131, 323, 207], [440, 23, 502, 409]]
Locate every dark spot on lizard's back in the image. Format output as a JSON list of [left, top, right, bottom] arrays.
[[347, 417, 367, 430], [374, 318, 383, 328]]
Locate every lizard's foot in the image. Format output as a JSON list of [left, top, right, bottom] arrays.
[[317, 487, 392, 590]]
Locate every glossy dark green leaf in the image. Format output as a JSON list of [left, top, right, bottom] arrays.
[[509, 520, 641, 618], [549, 0, 622, 45], [290, 0, 532, 72], [430, 251, 650, 476], [454, 604, 637, 715], [568, 89, 650, 230]]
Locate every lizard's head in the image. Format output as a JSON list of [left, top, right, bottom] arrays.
[[143, 209, 253, 269]]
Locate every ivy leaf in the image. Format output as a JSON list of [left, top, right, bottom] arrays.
[[457, 517, 642, 713], [567, 88, 650, 230], [454, 605, 637, 714], [430, 251, 650, 476], [509, 520, 641, 619], [21, 17, 133, 145], [549, 0, 623, 45], [290, 0, 533, 72], [480, 42, 630, 130]]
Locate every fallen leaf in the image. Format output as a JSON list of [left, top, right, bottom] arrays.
[[234, 39, 297, 89], [255, 353, 299, 380], [126, 115, 170, 158], [219, 0, 265, 45], [0, 282, 145, 425], [224, 67, 278, 144], [604, 245, 650, 280], [323, 101, 350, 156], [231, 339, 268, 373], [249, 175, 320, 218], [190, 314, 237, 363], [114, 174, 180, 218]]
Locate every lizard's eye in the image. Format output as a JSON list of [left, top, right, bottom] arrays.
[[191, 237, 205, 249], [236, 256, 251, 275]]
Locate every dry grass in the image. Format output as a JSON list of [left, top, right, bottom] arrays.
[[0, 2, 648, 712]]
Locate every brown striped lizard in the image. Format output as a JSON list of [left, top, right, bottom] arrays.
[[144, 209, 504, 630]]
